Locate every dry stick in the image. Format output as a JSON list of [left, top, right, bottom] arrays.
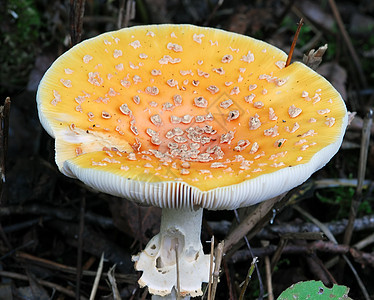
[[261, 241, 274, 300], [264, 256, 273, 300], [70, 0, 86, 46], [231, 240, 374, 267], [203, 0, 224, 26], [344, 109, 373, 246], [354, 232, 374, 250], [76, 195, 86, 300], [285, 18, 304, 67], [16, 251, 136, 283], [223, 196, 281, 253], [0, 97, 10, 205], [0, 97, 11, 250], [327, 0, 367, 88], [222, 195, 284, 298], [294, 205, 370, 300], [207, 236, 215, 300], [270, 238, 288, 273], [175, 243, 181, 300], [0, 270, 87, 299], [210, 241, 224, 300], [89, 252, 104, 300]]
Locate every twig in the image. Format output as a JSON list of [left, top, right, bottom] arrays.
[[69, 0, 86, 46], [231, 240, 374, 267], [353, 232, 374, 250], [270, 238, 288, 273], [239, 257, 258, 300], [76, 195, 86, 300], [203, 0, 224, 26], [223, 196, 282, 253], [327, 0, 367, 88], [89, 252, 104, 300], [0, 240, 36, 261], [15, 251, 137, 283], [0, 270, 87, 299], [0, 97, 10, 205], [294, 205, 370, 300], [256, 214, 374, 240], [210, 241, 224, 300], [261, 240, 274, 300], [285, 18, 304, 67], [344, 109, 373, 246]]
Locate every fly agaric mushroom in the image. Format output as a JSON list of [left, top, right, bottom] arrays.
[[36, 24, 348, 298]]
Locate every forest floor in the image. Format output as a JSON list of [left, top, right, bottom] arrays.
[[1, 0, 374, 299]]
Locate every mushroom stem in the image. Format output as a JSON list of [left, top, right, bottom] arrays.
[[133, 207, 211, 297]]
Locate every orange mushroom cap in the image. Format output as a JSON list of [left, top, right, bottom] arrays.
[[37, 24, 348, 209]]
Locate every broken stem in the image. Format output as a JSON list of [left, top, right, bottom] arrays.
[[239, 257, 258, 300], [285, 18, 304, 67], [175, 243, 181, 300], [207, 236, 214, 300]]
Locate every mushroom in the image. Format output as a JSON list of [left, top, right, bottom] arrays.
[[36, 24, 348, 298]]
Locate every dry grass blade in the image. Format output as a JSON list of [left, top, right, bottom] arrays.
[[107, 265, 121, 300], [89, 252, 105, 300]]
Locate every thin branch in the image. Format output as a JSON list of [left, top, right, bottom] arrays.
[[327, 0, 367, 88], [344, 109, 373, 245], [210, 241, 224, 300], [16, 251, 136, 283], [285, 18, 304, 67], [76, 195, 86, 300], [223, 195, 282, 253], [70, 0, 86, 46], [294, 205, 371, 300], [231, 240, 374, 268]]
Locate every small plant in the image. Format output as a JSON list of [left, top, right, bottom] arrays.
[[277, 280, 352, 300]]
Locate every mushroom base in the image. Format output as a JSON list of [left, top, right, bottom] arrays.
[[132, 207, 211, 297]]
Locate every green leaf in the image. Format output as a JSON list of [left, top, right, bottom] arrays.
[[277, 280, 352, 300]]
